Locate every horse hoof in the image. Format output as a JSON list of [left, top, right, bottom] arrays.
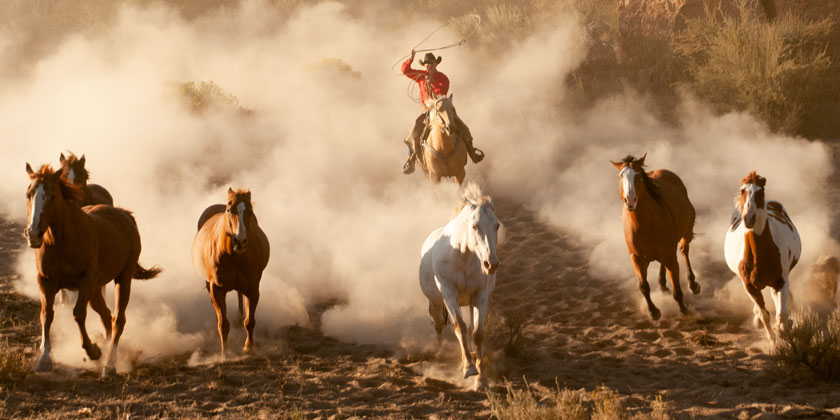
[[35, 357, 52, 372], [679, 305, 689, 315], [100, 366, 116, 379], [690, 282, 701, 295], [87, 344, 102, 361], [649, 308, 661, 321], [471, 377, 488, 391], [242, 345, 254, 354], [463, 365, 478, 379]]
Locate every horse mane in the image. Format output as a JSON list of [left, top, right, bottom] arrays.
[[453, 182, 493, 217], [622, 155, 661, 202], [62, 152, 90, 183], [741, 171, 766, 187], [34, 165, 85, 204]]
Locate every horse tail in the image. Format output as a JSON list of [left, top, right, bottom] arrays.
[[134, 263, 163, 280]]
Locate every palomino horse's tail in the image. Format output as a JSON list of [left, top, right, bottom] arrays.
[[134, 263, 163, 280]]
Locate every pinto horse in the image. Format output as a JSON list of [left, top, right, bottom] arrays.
[[611, 154, 701, 320], [59, 152, 114, 206], [724, 172, 801, 342], [24, 164, 161, 377], [419, 94, 468, 185], [419, 182, 501, 390], [191, 188, 269, 358]]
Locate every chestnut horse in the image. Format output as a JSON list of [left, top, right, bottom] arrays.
[[24, 164, 161, 377], [611, 154, 701, 320], [191, 188, 270, 358], [59, 152, 114, 206], [419, 94, 468, 185], [724, 172, 801, 342]]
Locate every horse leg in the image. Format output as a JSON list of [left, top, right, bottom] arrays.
[[771, 277, 792, 335], [88, 286, 112, 339], [471, 292, 491, 391], [658, 264, 668, 292], [680, 238, 700, 294], [440, 282, 476, 378], [73, 280, 102, 362], [102, 274, 132, 378], [664, 256, 688, 314], [35, 277, 58, 372], [209, 283, 230, 360], [631, 255, 659, 320], [428, 301, 446, 344], [744, 282, 774, 342], [242, 289, 259, 353]]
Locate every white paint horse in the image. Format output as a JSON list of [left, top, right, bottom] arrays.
[[724, 172, 801, 342], [419, 183, 501, 390]]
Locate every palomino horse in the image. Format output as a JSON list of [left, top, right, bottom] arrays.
[[24, 164, 161, 377], [724, 172, 801, 342], [191, 188, 270, 358], [611, 154, 701, 320], [419, 182, 501, 390], [419, 94, 468, 185], [59, 152, 114, 206]]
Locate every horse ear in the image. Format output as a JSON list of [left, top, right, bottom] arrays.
[[245, 190, 251, 200], [59, 153, 66, 163], [448, 92, 453, 101], [637, 153, 647, 166], [610, 160, 623, 170], [79, 154, 86, 166], [26, 163, 35, 177], [227, 187, 234, 195]]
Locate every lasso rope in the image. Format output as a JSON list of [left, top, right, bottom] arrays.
[[390, 15, 482, 104]]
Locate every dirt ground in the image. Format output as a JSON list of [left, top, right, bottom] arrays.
[[2, 147, 840, 419]]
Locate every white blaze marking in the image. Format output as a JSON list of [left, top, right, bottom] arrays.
[[67, 168, 75, 184], [28, 184, 45, 233], [619, 166, 637, 204]]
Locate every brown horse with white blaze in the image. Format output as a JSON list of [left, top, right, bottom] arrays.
[[24, 164, 161, 377], [191, 188, 270, 359], [611, 154, 701, 320]]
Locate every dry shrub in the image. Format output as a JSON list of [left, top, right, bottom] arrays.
[[676, 0, 838, 138], [170, 80, 253, 116], [489, 381, 672, 420], [0, 339, 28, 380], [486, 308, 530, 359], [774, 308, 840, 380]]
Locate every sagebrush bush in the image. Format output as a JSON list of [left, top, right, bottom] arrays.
[[489, 381, 672, 420], [774, 308, 840, 380], [676, 0, 838, 138], [0, 339, 28, 380]]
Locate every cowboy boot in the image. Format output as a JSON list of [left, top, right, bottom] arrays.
[[464, 134, 484, 163]]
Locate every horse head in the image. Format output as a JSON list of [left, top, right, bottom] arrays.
[[460, 183, 501, 275], [736, 171, 767, 231], [429, 93, 456, 136], [225, 187, 253, 254], [59, 152, 89, 186], [24, 163, 83, 248], [611, 153, 647, 211]]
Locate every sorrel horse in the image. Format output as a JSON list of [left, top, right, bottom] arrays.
[[191, 188, 269, 358], [419, 182, 501, 390], [724, 172, 801, 342], [59, 152, 114, 206], [419, 94, 468, 185], [24, 164, 161, 377], [611, 154, 701, 320]]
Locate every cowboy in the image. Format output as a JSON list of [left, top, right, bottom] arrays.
[[401, 50, 484, 174]]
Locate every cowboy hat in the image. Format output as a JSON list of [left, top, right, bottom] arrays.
[[419, 52, 442, 65]]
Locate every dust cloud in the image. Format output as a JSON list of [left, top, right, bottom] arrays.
[[1, 0, 834, 372]]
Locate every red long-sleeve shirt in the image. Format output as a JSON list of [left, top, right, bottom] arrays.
[[402, 56, 450, 103]]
